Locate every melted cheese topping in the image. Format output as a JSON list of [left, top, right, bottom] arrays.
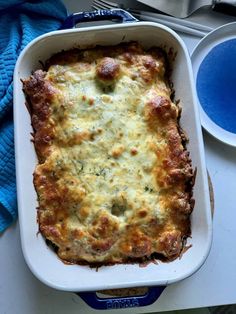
[[23, 43, 194, 264]]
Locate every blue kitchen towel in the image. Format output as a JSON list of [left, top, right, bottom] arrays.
[[0, 0, 67, 232]]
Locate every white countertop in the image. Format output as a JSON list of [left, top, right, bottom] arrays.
[[1, 1, 236, 313]]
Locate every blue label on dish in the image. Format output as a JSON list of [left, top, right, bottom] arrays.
[[197, 39, 236, 134]]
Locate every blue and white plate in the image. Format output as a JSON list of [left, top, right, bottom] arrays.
[[191, 22, 236, 147]]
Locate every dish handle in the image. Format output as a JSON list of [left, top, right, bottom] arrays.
[[60, 9, 138, 29], [76, 286, 165, 310]]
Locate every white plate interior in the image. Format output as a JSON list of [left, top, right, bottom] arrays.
[[14, 22, 212, 292], [191, 22, 236, 147]]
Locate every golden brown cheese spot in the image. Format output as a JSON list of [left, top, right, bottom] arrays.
[[88, 97, 94, 106], [158, 230, 182, 258], [63, 185, 86, 203], [145, 96, 178, 122], [122, 230, 152, 258], [72, 130, 92, 145], [121, 46, 166, 83], [34, 130, 54, 154], [91, 214, 119, 239], [76, 205, 90, 221], [139, 55, 161, 83], [130, 147, 138, 155], [91, 239, 115, 254], [96, 57, 120, 84], [72, 229, 84, 239], [162, 191, 193, 215], [111, 144, 125, 158], [138, 209, 148, 218]]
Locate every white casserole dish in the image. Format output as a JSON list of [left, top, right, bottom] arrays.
[[13, 10, 212, 295]]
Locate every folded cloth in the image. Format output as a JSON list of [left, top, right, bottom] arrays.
[[0, 0, 67, 232]]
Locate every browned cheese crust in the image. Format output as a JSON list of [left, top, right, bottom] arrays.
[[23, 42, 194, 265]]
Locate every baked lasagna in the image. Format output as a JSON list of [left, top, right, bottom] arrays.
[[23, 42, 194, 265]]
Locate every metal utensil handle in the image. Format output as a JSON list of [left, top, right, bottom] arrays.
[[77, 286, 165, 310], [213, 0, 236, 15], [60, 9, 138, 29]]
